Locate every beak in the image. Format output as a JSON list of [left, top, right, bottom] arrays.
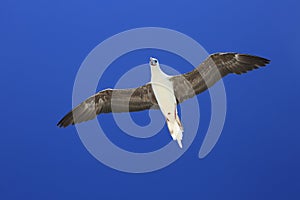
[[150, 57, 155, 66]]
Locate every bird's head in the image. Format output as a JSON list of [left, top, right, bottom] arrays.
[[149, 57, 159, 67]]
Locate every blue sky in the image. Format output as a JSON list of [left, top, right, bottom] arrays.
[[1, 0, 299, 199]]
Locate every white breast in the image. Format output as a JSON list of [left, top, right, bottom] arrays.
[[150, 63, 183, 148], [150, 66, 176, 120]]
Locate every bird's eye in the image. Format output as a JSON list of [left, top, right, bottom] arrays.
[[154, 60, 157, 63]]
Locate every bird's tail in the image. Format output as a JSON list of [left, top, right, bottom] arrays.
[[167, 115, 184, 148]]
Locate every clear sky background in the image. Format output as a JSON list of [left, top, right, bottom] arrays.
[[1, 0, 299, 199]]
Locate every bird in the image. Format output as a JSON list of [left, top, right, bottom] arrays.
[[57, 53, 270, 148], [150, 57, 184, 148]]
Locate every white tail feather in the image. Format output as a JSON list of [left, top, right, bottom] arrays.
[[167, 119, 183, 148]]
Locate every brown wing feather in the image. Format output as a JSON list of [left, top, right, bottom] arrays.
[[58, 53, 270, 128], [170, 53, 270, 103], [57, 83, 158, 127]]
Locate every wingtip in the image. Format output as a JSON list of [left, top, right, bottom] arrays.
[[56, 115, 73, 128], [56, 121, 66, 128]]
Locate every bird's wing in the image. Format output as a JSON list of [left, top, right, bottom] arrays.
[[58, 53, 270, 128], [170, 53, 270, 103], [57, 83, 158, 127]]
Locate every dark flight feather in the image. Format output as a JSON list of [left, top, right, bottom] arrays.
[[57, 53, 270, 127]]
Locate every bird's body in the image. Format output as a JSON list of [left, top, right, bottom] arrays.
[[57, 52, 271, 148], [150, 57, 183, 148]]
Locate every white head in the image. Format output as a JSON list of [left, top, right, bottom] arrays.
[[149, 57, 159, 67]]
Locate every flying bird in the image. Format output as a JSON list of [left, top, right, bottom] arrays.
[[57, 53, 270, 148], [150, 57, 184, 147]]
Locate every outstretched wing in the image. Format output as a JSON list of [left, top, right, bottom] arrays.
[[57, 83, 158, 127], [58, 53, 270, 128], [170, 53, 270, 103]]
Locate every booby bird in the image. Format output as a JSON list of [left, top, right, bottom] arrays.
[[57, 53, 270, 148], [150, 57, 183, 148]]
